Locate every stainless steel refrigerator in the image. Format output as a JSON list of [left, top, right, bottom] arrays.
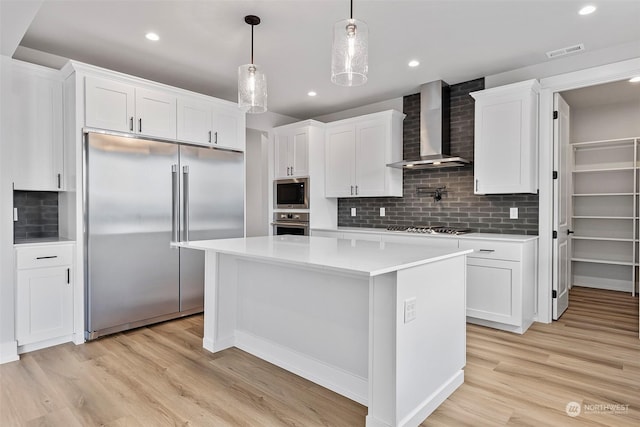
[[84, 132, 244, 340]]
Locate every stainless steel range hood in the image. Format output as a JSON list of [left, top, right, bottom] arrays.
[[387, 80, 471, 169]]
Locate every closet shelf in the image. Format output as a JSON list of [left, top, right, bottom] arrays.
[[572, 215, 634, 220], [571, 236, 635, 242], [572, 193, 635, 197], [573, 167, 635, 173], [571, 257, 635, 266]]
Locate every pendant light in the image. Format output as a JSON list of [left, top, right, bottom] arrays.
[[238, 15, 267, 113], [331, 0, 368, 86]]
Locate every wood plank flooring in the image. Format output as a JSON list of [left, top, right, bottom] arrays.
[[1, 286, 638, 426]]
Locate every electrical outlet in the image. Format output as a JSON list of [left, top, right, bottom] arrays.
[[351, 207, 357, 217], [404, 297, 417, 323], [510, 207, 518, 219], [380, 207, 385, 217]]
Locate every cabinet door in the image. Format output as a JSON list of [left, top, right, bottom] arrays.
[[135, 87, 177, 139], [466, 257, 521, 326], [325, 125, 355, 197], [11, 69, 64, 191], [212, 106, 244, 151], [291, 131, 309, 177], [355, 119, 387, 196], [274, 134, 291, 178], [474, 99, 524, 194], [177, 97, 212, 145], [85, 76, 135, 132], [16, 265, 73, 345]]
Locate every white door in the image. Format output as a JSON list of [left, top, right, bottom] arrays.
[[85, 76, 135, 132], [355, 119, 386, 196], [212, 107, 243, 151], [274, 133, 291, 178], [135, 87, 177, 139], [325, 125, 355, 197], [552, 93, 571, 319], [177, 98, 212, 145], [291, 131, 309, 177]]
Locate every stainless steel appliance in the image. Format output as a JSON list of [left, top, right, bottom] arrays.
[[84, 131, 244, 340], [387, 225, 471, 235], [274, 177, 309, 209], [272, 212, 309, 236]]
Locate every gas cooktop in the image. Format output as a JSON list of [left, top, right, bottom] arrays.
[[386, 225, 472, 235]]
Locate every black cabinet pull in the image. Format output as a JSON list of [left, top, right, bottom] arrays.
[[57, 173, 61, 189], [130, 117, 134, 131], [36, 255, 57, 260], [67, 268, 70, 284], [138, 118, 142, 133]]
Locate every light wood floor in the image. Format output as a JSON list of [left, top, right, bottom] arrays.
[[1, 286, 638, 426]]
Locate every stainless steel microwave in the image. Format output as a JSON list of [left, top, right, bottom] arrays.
[[274, 177, 309, 209]]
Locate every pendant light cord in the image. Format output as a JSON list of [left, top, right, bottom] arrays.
[[350, 0, 353, 19], [251, 24, 254, 64]]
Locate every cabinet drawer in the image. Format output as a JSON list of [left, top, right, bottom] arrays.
[[16, 245, 73, 269], [459, 240, 521, 261]]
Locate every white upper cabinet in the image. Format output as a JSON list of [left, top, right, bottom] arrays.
[[471, 79, 540, 194], [177, 97, 245, 151], [85, 76, 135, 133], [135, 87, 177, 139], [325, 110, 404, 198], [86, 75, 177, 139], [4, 59, 64, 191], [211, 104, 245, 152], [274, 127, 309, 178]]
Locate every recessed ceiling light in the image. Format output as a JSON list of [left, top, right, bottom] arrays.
[[308, 91, 317, 97], [145, 32, 160, 41], [629, 76, 640, 83], [408, 60, 420, 67], [578, 5, 596, 15]]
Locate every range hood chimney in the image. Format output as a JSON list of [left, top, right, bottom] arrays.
[[387, 80, 471, 169]]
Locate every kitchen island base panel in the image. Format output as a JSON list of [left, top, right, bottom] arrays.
[[202, 249, 466, 427]]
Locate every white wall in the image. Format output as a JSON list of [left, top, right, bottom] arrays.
[[313, 97, 403, 122], [486, 41, 640, 88], [570, 100, 640, 142], [245, 129, 269, 237], [246, 111, 300, 133]]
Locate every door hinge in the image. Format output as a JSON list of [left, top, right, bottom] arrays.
[[553, 110, 558, 119], [553, 230, 558, 239], [553, 171, 558, 179], [552, 290, 557, 299]]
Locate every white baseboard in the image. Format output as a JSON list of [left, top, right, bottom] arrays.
[[0, 340, 19, 364], [18, 335, 73, 354], [467, 317, 528, 334], [234, 330, 368, 405]]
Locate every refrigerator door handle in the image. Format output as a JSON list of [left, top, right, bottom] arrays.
[[183, 165, 190, 242], [171, 164, 179, 243]]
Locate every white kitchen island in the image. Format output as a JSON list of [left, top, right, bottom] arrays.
[[179, 235, 471, 427]]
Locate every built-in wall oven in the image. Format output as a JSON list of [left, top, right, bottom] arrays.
[[274, 177, 309, 209], [272, 212, 309, 236]]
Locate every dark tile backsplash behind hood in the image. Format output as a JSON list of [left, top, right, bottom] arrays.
[[337, 78, 539, 235]]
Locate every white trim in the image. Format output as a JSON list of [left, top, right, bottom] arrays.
[[234, 330, 369, 406], [0, 341, 19, 364], [538, 57, 640, 323], [17, 335, 73, 355]]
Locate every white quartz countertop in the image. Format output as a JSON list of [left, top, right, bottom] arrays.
[[179, 235, 472, 277], [312, 227, 539, 243]]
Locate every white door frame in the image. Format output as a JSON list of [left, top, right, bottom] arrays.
[[537, 57, 640, 323]]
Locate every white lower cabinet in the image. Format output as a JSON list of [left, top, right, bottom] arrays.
[[15, 243, 74, 350], [460, 239, 537, 334]]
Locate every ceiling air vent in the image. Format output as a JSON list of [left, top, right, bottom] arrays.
[[546, 43, 585, 59]]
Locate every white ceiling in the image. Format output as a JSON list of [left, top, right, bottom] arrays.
[[9, 0, 640, 119]]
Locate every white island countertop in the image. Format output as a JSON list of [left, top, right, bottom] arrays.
[[179, 235, 472, 277]]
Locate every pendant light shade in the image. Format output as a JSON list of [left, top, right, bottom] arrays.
[[331, 1, 368, 86], [238, 15, 267, 114]]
